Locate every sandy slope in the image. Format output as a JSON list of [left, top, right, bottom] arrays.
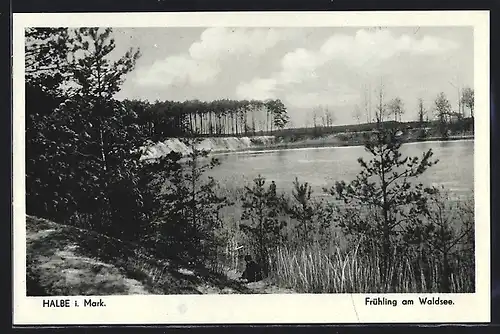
[[25, 215, 294, 296], [26, 216, 150, 295], [140, 136, 276, 160]]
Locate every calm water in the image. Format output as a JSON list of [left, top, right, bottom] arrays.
[[209, 139, 474, 199]]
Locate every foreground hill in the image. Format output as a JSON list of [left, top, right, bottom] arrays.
[[26, 215, 292, 296]]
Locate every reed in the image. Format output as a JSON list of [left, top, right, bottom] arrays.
[[268, 241, 474, 293]]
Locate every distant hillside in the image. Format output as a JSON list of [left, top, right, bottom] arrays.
[[26, 215, 292, 295]]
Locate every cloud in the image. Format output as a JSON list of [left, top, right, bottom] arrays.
[[236, 78, 279, 100], [135, 55, 219, 87], [135, 27, 290, 88], [285, 83, 360, 108], [236, 28, 460, 108], [278, 48, 322, 84], [319, 29, 459, 68], [189, 27, 286, 61]]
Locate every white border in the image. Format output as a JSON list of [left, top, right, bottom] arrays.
[[12, 11, 490, 325]]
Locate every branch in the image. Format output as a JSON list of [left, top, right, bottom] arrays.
[[387, 177, 415, 206], [385, 169, 410, 188], [446, 226, 473, 251], [73, 149, 100, 159], [340, 189, 382, 208], [389, 216, 414, 230]]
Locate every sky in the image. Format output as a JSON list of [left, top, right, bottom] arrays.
[[111, 26, 473, 127]]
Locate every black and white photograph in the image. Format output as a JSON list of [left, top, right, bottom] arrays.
[[13, 11, 490, 324]]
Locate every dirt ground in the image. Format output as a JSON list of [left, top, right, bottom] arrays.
[[25, 215, 294, 296]]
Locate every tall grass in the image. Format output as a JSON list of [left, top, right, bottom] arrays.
[[209, 178, 476, 294], [268, 241, 474, 293]]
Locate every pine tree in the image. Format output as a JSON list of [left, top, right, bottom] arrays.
[[326, 128, 438, 284], [288, 178, 315, 245], [25, 27, 154, 241], [151, 140, 231, 265], [25, 28, 76, 217], [266, 99, 290, 131], [240, 176, 287, 277], [404, 187, 475, 292]]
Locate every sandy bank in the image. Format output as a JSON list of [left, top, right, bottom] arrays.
[[140, 136, 277, 160], [140, 132, 474, 160]]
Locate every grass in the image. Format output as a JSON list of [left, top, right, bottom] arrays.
[[268, 243, 475, 294]]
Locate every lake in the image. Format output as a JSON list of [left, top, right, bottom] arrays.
[[209, 139, 474, 200]]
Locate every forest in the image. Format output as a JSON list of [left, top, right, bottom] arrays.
[[26, 27, 475, 294]]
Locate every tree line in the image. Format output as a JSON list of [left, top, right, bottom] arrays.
[[299, 84, 474, 140], [353, 81, 474, 125], [352, 82, 474, 132], [123, 98, 289, 141]]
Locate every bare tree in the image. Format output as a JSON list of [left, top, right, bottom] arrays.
[[375, 80, 387, 123], [368, 82, 372, 122], [448, 79, 463, 117], [434, 92, 452, 137], [387, 97, 404, 122], [311, 107, 320, 129], [353, 105, 362, 124], [321, 106, 327, 127], [461, 87, 474, 118], [323, 106, 335, 127], [434, 92, 452, 120], [362, 83, 372, 123], [417, 98, 427, 125]]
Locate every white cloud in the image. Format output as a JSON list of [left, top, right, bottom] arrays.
[[236, 28, 460, 108], [236, 78, 278, 100], [189, 27, 286, 61], [135, 27, 290, 88], [278, 48, 322, 84], [135, 55, 219, 87], [319, 29, 459, 68], [285, 83, 360, 109]]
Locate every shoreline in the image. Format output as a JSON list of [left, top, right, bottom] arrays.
[[209, 135, 475, 156], [141, 134, 474, 161]]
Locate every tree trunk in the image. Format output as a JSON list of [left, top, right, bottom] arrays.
[[380, 150, 391, 284], [208, 110, 212, 135], [266, 110, 269, 133], [235, 110, 239, 136], [231, 112, 235, 135], [243, 109, 248, 135], [252, 112, 256, 135], [440, 251, 451, 293]]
